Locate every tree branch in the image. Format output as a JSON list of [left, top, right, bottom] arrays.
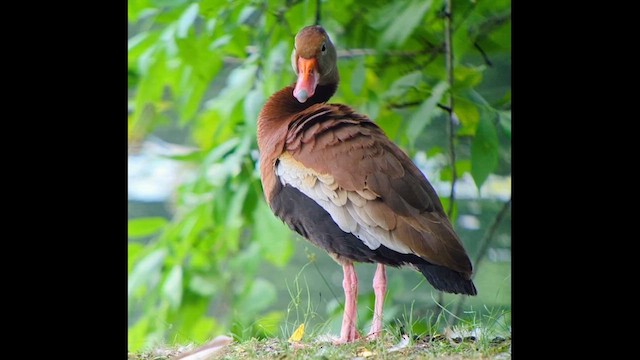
[[452, 197, 512, 322], [434, 0, 457, 318], [315, 0, 321, 25], [444, 0, 456, 219], [338, 48, 440, 59]]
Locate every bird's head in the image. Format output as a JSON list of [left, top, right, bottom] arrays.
[[291, 25, 339, 103]]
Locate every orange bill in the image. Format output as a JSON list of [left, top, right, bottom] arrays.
[[293, 57, 319, 103]]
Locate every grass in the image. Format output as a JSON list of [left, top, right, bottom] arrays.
[[128, 304, 511, 359], [128, 328, 511, 359], [129, 260, 511, 359], [225, 332, 510, 359]]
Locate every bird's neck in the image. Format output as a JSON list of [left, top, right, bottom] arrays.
[[311, 82, 338, 104], [296, 82, 336, 110], [263, 82, 337, 119]]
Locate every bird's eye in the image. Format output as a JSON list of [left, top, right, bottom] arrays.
[[321, 43, 327, 53]]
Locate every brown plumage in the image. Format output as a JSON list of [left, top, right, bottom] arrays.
[[257, 25, 476, 343]]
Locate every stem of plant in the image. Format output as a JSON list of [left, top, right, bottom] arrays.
[[452, 197, 512, 322], [444, 0, 456, 220], [436, 0, 456, 320]]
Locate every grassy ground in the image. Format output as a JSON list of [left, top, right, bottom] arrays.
[[128, 328, 511, 359]]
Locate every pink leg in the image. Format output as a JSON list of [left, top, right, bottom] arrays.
[[338, 262, 359, 343], [368, 263, 386, 339]]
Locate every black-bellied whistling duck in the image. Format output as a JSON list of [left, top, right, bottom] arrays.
[[257, 25, 477, 343]]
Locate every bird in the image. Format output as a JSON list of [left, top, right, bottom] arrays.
[[256, 25, 477, 344]]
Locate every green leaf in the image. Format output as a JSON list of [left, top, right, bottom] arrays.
[[238, 5, 258, 24], [162, 265, 183, 309], [471, 116, 499, 190], [128, 68, 140, 88], [131, 49, 167, 135], [189, 275, 217, 296], [128, 217, 168, 238], [465, 89, 491, 106], [368, 1, 404, 29], [263, 40, 290, 95], [378, 0, 433, 48], [376, 109, 404, 142], [239, 278, 276, 316], [175, 36, 223, 81], [383, 70, 423, 99], [199, 0, 219, 18], [193, 110, 229, 150], [161, 148, 202, 162], [210, 34, 232, 50], [177, 68, 210, 123], [438, 197, 459, 223], [176, 3, 199, 38], [185, 317, 217, 344], [128, 32, 149, 53], [128, 0, 153, 23], [440, 159, 471, 181], [128, 249, 167, 298], [152, 0, 187, 6], [455, 97, 480, 136], [128, 243, 144, 274], [226, 182, 250, 228], [361, 96, 381, 122], [454, 66, 485, 90], [253, 201, 294, 267], [204, 137, 240, 165], [426, 146, 444, 157], [127, 316, 150, 352], [243, 87, 265, 129], [406, 81, 448, 147], [498, 110, 511, 139], [453, 23, 472, 61], [254, 311, 285, 337], [208, 64, 258, 118]]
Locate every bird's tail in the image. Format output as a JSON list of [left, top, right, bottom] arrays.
[[416, 263, 477, 296]]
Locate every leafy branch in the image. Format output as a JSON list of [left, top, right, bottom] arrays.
[[388, 100, 450, 112]]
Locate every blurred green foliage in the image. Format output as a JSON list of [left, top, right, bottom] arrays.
[[128, 0, 510, 351]]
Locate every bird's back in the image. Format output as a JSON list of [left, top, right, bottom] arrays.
[[258, 98, 477, 295]]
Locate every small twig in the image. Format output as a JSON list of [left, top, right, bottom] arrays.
[[473, 42, 493, 67], [311, 255, 343, 309], [471, 10, 511, 39], [315, 0, 321, 25], [437, 103, 451, 113], [388, 101, 450, 113], [452, 197, 512, 322], [470, 197, 512, 277], [388, 101, 421, 109], [376, 43, 444, 73]]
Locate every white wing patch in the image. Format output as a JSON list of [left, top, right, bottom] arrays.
[[276, 152, 412, 254]]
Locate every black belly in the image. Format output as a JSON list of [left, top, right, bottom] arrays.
[[271, 183, 409, 265], [270, 184, 477, 295]]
